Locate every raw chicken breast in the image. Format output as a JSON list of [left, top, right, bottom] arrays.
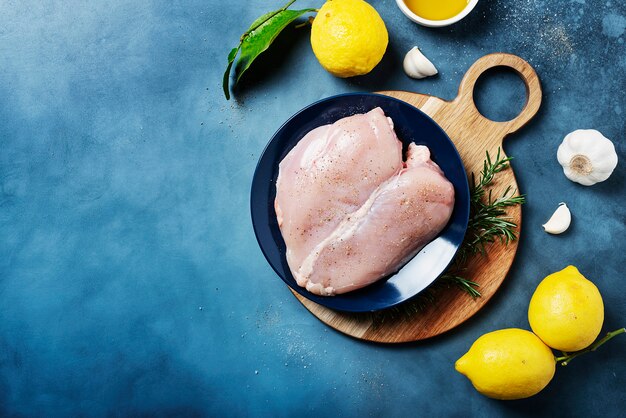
[[297, 144, 454, 295], [275, 108, 455, 296], [275, 107, 402, 274]]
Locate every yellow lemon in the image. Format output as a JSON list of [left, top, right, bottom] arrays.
[[455, 329, 556, 400], [528, 265, 604, 352], [310, 0, 388, 77]]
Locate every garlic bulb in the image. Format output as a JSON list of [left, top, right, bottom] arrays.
[[557, 129, 618, 186], [543, 203, 571, 234], [403, 47, 438, 79]]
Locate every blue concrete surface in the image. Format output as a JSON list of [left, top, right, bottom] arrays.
[[0, 0, 624, 416]]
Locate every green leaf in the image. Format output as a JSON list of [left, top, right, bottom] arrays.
[[246, 10, 277, 34], [222, 0, 312, 100], [234, 8, 315, 85], [223, 46, 240, 100]]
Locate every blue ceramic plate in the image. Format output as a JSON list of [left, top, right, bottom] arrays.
[[251, 93, 469, 312]]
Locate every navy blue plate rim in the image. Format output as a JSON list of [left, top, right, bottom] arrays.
[[250, 92, 470, 313]]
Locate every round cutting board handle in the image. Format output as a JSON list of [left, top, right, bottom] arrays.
[[455, 53, 542, 137]]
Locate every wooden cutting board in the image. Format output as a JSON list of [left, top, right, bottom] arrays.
[[290, 53, 542, 343]]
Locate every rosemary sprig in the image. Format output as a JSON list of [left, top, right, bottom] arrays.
[[456, 148, 525, 266], [445, 148, 525, 294], [438, 273, 482, 298]]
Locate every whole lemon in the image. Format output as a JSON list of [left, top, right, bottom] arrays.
[[528, 265, 604, 352], [455, 329, 556, 400], [310, 0, 388, 77]]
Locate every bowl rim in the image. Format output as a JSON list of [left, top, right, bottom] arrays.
[[395, 0, 479, 27], [250, 92, 470, 312]]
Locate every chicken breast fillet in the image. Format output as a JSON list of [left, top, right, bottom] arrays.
[[275, 108, 455, 296], [275, 107, 402, 273]]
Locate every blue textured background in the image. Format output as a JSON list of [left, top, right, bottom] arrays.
[[1, 0, 624, 416]]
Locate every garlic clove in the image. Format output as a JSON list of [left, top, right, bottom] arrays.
[[542, 203, 571, 235], [403, 47, 438, 79]]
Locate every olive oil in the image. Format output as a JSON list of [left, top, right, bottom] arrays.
[[404, 0, 470, 21]]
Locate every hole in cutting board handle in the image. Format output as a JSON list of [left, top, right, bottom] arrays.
[[456, 54, 542, 135], [472, 67, 527, 123]]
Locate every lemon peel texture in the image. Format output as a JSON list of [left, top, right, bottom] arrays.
[[311, 0, 388, 77], [528, 265, 604, 352], [455, 328, 556, 400]]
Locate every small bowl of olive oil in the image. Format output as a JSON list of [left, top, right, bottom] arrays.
[[396, 0, 479, 27]]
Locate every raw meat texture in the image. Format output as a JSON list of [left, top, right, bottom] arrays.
[[298, 144, 455, 295], [275, 108, 402, 273], [275, 108, 455, 296]]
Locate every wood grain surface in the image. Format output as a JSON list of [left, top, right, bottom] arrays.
[[289, 53, 542, 343]]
